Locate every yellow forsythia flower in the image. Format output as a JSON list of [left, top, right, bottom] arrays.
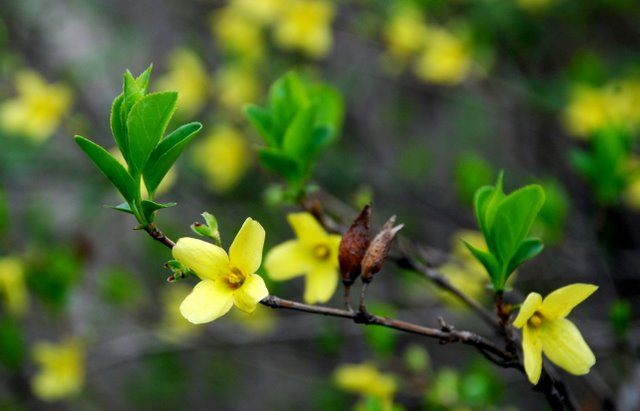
[[172, 218, 269, 324], [437, 230, 489, 308], [382, 4, 428, 69], [333, 363, 396, 411], [564, 80, 640, 138], [156, 48, 210, 117], [229, 0, 286, 24], [0, 257, 28, 316], [31, 338, 84, 401], [110, 148, 177, 198], [266, 212, 342, 304], [215, 66, 260, 113], [191, 125, 252, 193], [513, 283, 597, 385], [414, 27, 472, 86], [0, 70, 73, 142], [156, 283, 200, 343], [273, 0, 335, 59], [212, 6, 265, 62]]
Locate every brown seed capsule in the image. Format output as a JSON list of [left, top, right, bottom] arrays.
[[360, 215, 404, 283], [338, 204, 371, 286]]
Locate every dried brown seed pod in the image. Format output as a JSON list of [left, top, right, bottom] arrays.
[[338, 204, 371, 286], [360, 215, 404, 283]]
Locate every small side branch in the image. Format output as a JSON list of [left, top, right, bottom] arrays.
[[144, 223, 175, 249]]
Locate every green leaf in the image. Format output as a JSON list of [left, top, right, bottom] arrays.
[[106, 202, 134, 215], [311, 84, 344, 138], [464, 241, 500, 286], [123, 65, 153, 115], [142, 122, 202, 196], [110, 93, 129, 165], [282, 105, 315, 159], [243, 104, 275, 147], [141, 200, 177, 223], [75, 136, 137, 203], [493, 185, 545, 265], [257, 148, 301, 181], [126, 92, 178, 173], [307, 125, 334, 157], [506, 238, 544, 277]]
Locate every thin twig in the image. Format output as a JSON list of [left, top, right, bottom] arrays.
[[143, 223, 175, 249]]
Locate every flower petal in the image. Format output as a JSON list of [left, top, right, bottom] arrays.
[[540, 318, 596, 376], [229, 218, 265, 275], [179, 280, 234, 324], [540, 283, 598, 320], [233, 274, 269, 313], [513, 292, 543, 328], [288, 212, 329, 247], [522, 325, 543, 385], [303, 264, 338, 304], [173, 237, 229, 281], [265, 240, 315, 280]]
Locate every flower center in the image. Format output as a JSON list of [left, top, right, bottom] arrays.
[[225, 267, 246, 290], [528, 312, 544, 328], [313, 244, 331, 260]]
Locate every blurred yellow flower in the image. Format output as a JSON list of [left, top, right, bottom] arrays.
[[31, 338, 84, 401], [215, 66, 260, 113], [156, 48, 210, 117], [191, 125, 252, 193], [110, 148, 177, 198], [623, 174, 640, 211], [513, 284, 597, 385], [564, 80, 640, 138], [172, 218, 268, 324], [156, 283, 200, 343], [333, 363, 396, 411], [0, 257, 28, 316], [414, 27, 472, 86], [212, 7, 265, 62], [563, 86, 612, 138], [0, 70, 73, 142], [230, 302, 277, 335], [382, 5, 428, 70], [273, 0, 335, 59], [230, 0, 286, 24], [438, 230, 489, 308], [266, 212, 341, 304]]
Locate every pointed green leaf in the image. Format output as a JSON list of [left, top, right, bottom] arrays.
[[142, 121, 202, 196], [307, 125, 333, 157], [507, 238, 544, 275], [493, 185, 545, 265], [141, 200, 177, 223], [110, 93, 129, 165], [282, 105, 315, 159], [75, 136, 137, 202], [464, 241, 500, 287], [243, 104, 275, 147], [123, 65, 153, 115], [106, 202, 134, 215], [312, 84, 344, 138], [126, 91, 178, 173], [257, 148, 301, 181]]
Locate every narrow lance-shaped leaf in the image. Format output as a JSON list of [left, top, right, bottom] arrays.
[[506, 238, 544, 277], [74, 136, 137, 203], [126, 91, 178, 174], [143, 122, 202, 197], [282, 105, 315, 160], [243, 104, 276, 147], [141, 200, 176, 223], [110, 94, 129, 166], [464, 241, 501, 288]]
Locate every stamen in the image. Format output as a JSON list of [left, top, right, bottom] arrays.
[[313, 244, 331, 260]]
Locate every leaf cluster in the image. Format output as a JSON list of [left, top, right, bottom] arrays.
[[244, 71, 344, 198], [466, 173, 545, 291], [74, 66, 202, 225]]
